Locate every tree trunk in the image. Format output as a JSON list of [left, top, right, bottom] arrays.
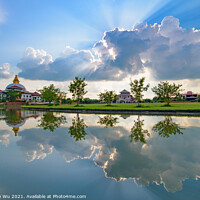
[[167, 98, 170, 106]]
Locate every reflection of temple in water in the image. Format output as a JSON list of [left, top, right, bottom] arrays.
[[1, 109, 41, 136]]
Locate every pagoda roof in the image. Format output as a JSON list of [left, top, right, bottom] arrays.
[[23, 92, 33, 94], [7, 85, 23, 89], [32, 92, 41, 96], [6, 83, 26, 91], [23, 92, 41, 95], [120, 89, 130, 94]]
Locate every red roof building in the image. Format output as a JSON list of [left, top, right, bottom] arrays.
[[117, 89, 134, 103], [0, 75, 41, 102], [181, 91, 198, 101]]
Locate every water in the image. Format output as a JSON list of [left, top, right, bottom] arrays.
[[0, 108, 200, 200]]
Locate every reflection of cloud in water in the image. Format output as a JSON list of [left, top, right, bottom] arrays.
[[2, 113, 200, 193], [93, 126, 200, 192], [173, 117, 200, 128], [17, 128, 99, 163], [0, 130, 11, 146]]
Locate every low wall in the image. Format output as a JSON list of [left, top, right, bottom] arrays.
[[3, 102, 26, 105], [171, 101, 198, 103], [22, 107, 200, 116]]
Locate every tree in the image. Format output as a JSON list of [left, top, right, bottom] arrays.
[[5, 109, 24, 124], [69, 114, 88, 141], [152, 116, 184, 138], [198, 95, 200, 102], [98, 90, 118, 105], [39, 84, 66, 105], [98, 115, 119, 128], [69, 77, 87, 105], [130, 77, 150, 107], [130, 116, 150, 144], [5, 89, 21, 102], [38, 112, 67, 132], [54, 90, 66, 105], [152, 81, 182, 106]]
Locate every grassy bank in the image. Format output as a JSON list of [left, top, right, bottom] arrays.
[[22, 103, 200, 111]]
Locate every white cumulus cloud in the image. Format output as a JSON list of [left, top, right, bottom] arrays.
[[17, 16, 200, 81], [0, 63, 12, 79]]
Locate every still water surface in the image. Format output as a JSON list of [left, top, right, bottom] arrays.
[[0, 108, 200, 200]]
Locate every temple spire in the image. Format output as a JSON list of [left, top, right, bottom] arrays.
[[12, 127, 19, 136], [13, 75, 20, 84]]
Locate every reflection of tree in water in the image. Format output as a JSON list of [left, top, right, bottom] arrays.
[[98, 115, 119, 128], [38, 112, 67, 132], [130, 116, 150, 144], [69, 114, 88, 141], [152, 116, 184, 138], [5, 109, 24, 124]]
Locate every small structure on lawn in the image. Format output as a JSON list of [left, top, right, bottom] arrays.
[[181, 91, 198, 101], [116, 89, 134, 103]]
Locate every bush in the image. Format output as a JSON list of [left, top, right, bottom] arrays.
[[82, 98, 100, 104], [145, 99, 151, 103], [191, 99, 198, 102], [66, 99, 73, 104]]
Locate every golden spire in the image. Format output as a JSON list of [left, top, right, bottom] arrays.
[[13, 75, 20, 84], [12, 127, 19, 136]]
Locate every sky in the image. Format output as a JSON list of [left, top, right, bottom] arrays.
[[1, 0, 200, 98]]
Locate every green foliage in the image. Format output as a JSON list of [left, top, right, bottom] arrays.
[[130, 77, 150, 107], [69, 77, 87, 105], [152, 81, 183, 105], [39, 84, 66, 105], [69, 114, 88, 141], [5, 109, 24, 124], [98, 90, 118, 105], [5, 89, 21, 102], [82, 98, 100, 104], [98, 115, 119, 128], [174, 96, 182, 101], [65, 98, 73, 104], [130, 116, 150, 144], [152, 116, 184, 138], [145, 99, 151, 103], [152, 97, 159, 103], [191, 99, 197, 102], [38, 112, 67, 132]]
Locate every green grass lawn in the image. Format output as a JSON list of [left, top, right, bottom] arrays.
[[22, 103, 200, 111]]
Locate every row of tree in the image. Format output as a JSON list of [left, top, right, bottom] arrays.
[[1, 76, 183, 105], [39, 76, 183, 106], [39, 77, 87, 105]]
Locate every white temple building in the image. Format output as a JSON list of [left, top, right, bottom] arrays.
[[116, 89, 134, 103], [0, 75, 41, 102]]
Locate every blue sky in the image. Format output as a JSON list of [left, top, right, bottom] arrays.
[[0, 0, 164, 67], [1, 0, 200, 97]]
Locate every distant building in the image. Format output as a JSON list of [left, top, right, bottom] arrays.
[[0, 75, 41, 102], [181, 91, 198, 101], [117, 89, 134, 103]]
